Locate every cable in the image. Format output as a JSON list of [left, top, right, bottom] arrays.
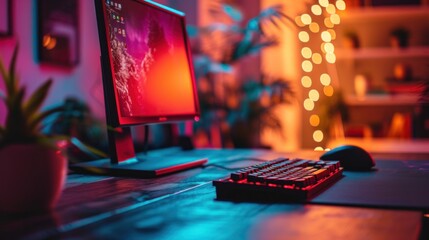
[[142, 125, 149, 155], [203, 157, 268, 171]]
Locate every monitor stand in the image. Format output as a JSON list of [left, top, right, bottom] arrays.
[[69, 127, 208, 178]]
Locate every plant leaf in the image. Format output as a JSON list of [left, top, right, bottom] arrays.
[[186, 25, 199, 38], [4, 87, 29, 142], [247, 5, 294, 37], [222, 4, 243, 22], [231, 40, 277, 61], [0, 88, 5, 101], [6, 45, 19, 97], [0, 55, 8, 88], [71, 137, 108, 158], [27, 105, 63, 134], [23, 78, 53, 118]]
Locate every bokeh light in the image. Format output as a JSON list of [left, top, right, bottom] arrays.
[[301, 76, 312, 88], [304, 98, 315, 111], [310, 114, 320, 127], [318, 0, 329, 7], [326, 4, 336, 14], [320, 73, 331, 86], [299, 31, 310, 42], [321, 31, 332, 42], [324, 85, 334, 96], [311, 5, 322, 15], [301, 47, 312, 59], [324, 17, 334, 28], [309, 22, 320, 33], [336, 0, 346, 10], [301, 14, 312, 25], [295, 16, 305, 27], [314, 146, 324, 151], [309, 89, 320, 101], [323, 42, 335, 53], [312, 53, 322, 64], [313, 130, 324, 142], [326, 53, 336, 63], [327, 29, 336, 40], [330, 14, 341, 25], [302, 60, 313, 72]]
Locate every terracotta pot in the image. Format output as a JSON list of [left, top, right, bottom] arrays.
[[0, 144, 67, 214]]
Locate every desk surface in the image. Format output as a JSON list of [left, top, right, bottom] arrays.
[[1, 148, 428, 239]]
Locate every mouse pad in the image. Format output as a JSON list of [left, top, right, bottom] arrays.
[[312, 160, 429, 211]]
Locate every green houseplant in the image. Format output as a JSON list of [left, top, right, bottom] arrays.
[[0, 45, 67, 214]]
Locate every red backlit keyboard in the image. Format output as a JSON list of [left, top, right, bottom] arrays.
[[213, 158, 343, 202]]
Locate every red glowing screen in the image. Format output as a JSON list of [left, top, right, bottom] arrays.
[[101, 0, 199, 125]]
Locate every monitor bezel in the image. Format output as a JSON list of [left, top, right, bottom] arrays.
[[94, 0, 201, 128]]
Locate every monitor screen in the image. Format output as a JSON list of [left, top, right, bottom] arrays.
[[98, 0, 200, 126]]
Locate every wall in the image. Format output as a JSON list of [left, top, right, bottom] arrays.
[[260, 0, 311, 151], [0, 0, 104, 126], [0, 0, 306, 150]]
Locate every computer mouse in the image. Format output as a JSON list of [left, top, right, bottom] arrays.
[[320, 145, 375, 171]]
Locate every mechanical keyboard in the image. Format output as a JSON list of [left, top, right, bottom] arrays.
[[213, 158, 343, 202]]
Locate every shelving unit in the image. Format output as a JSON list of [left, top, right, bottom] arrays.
[[336, 46, 429, 59], [345, 94, 419, 106], [334, 2, 429, 139]]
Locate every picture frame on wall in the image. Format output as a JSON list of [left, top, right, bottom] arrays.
[[0, 0, 12, 37], [37, 0, 79, 67]]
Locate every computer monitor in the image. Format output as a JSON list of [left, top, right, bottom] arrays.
[[70, 0, 207, 178]]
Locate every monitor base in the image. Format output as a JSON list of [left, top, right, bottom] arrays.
[[70, 155, 208, 178]]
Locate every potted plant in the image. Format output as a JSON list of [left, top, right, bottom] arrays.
[[189, 2, 294, 148], [227, 76, 294, 148], [0, 45, 67, 214]]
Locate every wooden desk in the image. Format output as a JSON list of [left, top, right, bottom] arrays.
[[1, 148, 428, 239]]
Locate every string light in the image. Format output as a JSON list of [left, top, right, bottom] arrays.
[[323, 42, 335, 53], [313, 130, 324, 142], [304, 99, 315, 111], [318, 0, 329, 7], [330, 14, 341, 25], [297, 0, 345, 149], [295, 16, 305, 27], [299, 31, 310, 42], [309, 89, 320, 102], [312, 53, 323, 64], [321, 31, 332, 42], [324, 17, 334, 28], [327, 29, 336, 40], [302, 60, 313, 72], [325, 53, 336, 63], [301, 14, 312, 25], [314, 146, 324, 151], [324, 85, 334, 96], [310, 114, 320, 127], [336, 0, 346, 10], [326, 4, 336, 14], [311, 5, 322, 15], [320, 73, 331, 86], [301, 47, 312, 59], [301, 76, 312, 88], [309, 22, 320, 33]]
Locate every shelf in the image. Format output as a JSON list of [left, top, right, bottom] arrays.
[[336, 46, 429, 59], [340, 5, 429, 20], [327, 138, 429, 154], [345, 94, 419, 106]]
